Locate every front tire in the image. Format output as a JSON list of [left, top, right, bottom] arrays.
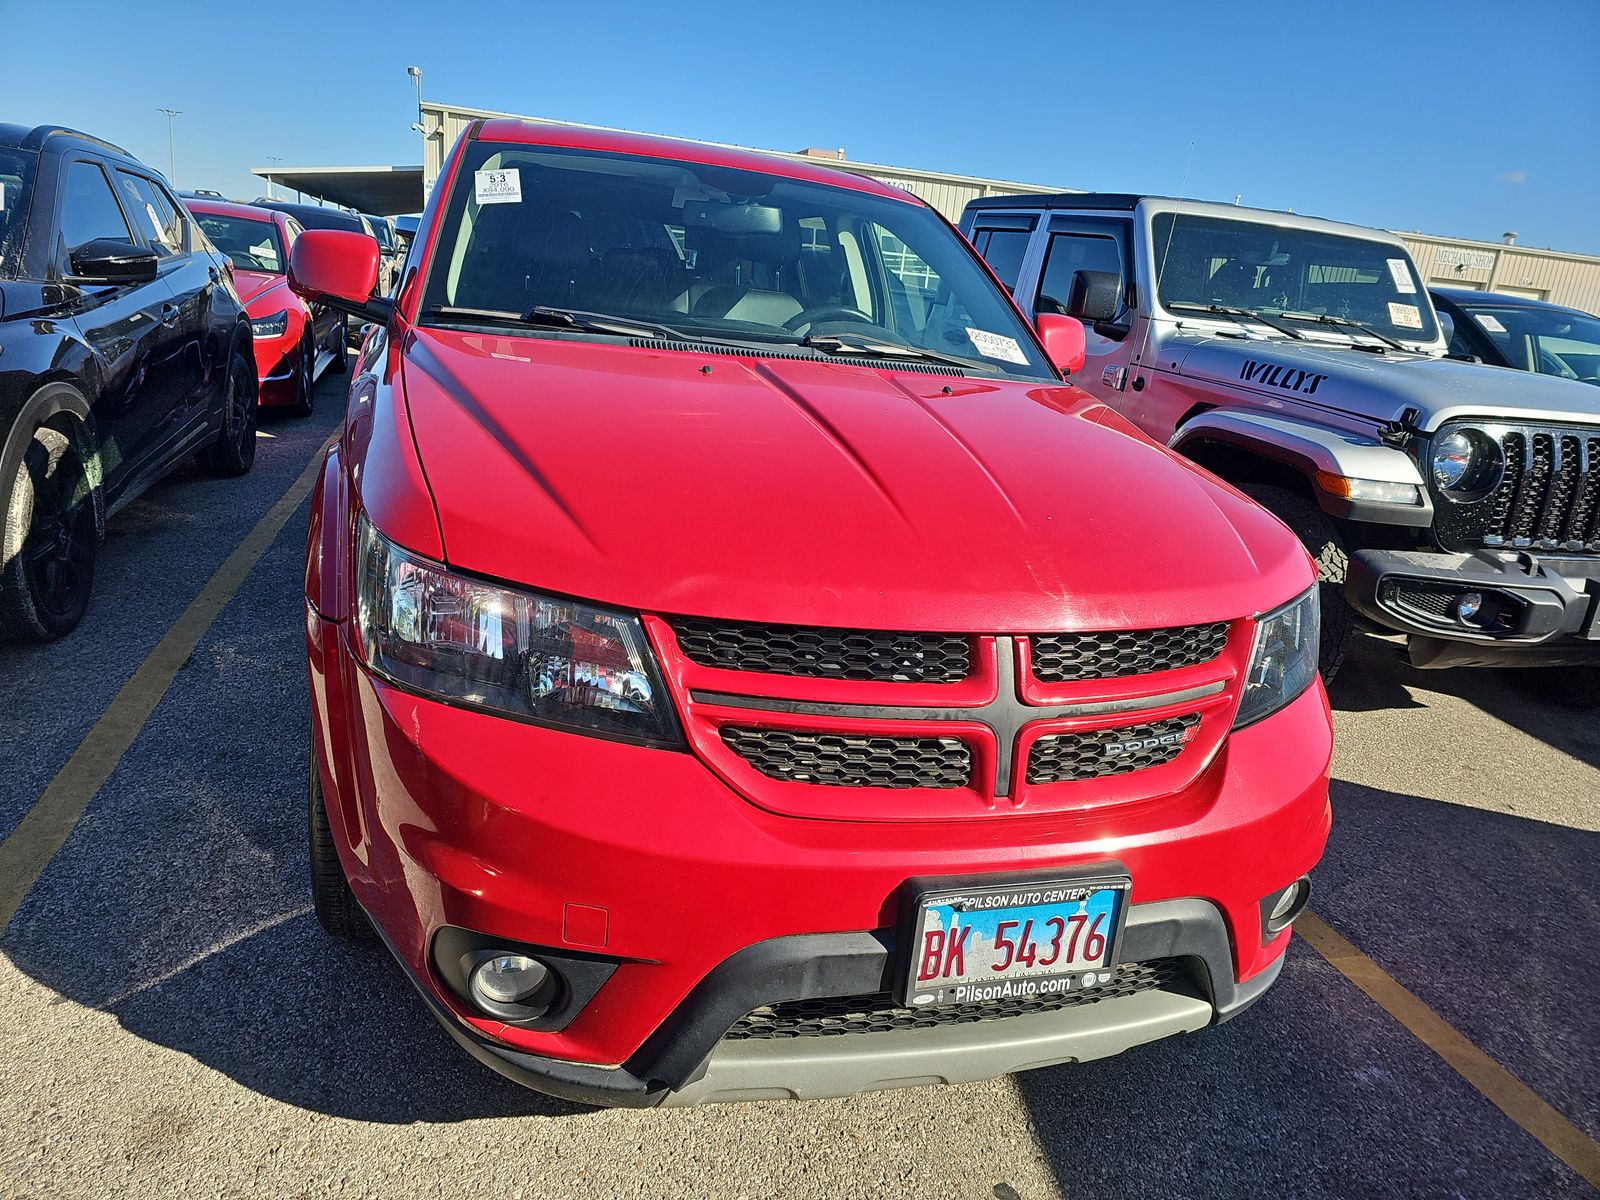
[[0, 423, 98, 642], [289, 334, 315, 418], [331, 315, 349, 373], [1241, 484, 1354, 683], [308, 734, 372, 940], [203, 352, 258, 477]]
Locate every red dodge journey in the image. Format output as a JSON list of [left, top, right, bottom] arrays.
[[288, 118, 1332, 1107]]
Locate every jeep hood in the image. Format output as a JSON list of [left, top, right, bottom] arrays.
[[397, 329, 1311, 631], [1170, 333, 1600, 430]]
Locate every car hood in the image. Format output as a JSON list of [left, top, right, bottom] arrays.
[[1171, 332, 1600, 430], [397, 329, 1312, 630], [232, 269, 287, 309]]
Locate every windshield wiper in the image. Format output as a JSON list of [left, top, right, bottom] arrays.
[[1166, 302, 1306, 341], [800, 334, 977, 372], [424, 304, 693, 342], [1279, 311, 1408, 351]]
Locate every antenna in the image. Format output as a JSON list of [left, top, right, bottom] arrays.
[[1131, 141, 1195, 372]]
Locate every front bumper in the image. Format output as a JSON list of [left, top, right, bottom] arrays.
[[252, 333, 300, 406], [1347, 548, 1600, 667], [391, 900, 1281, 1107], [308, 613, 1331, 1104]]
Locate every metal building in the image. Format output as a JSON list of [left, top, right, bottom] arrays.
[[414, 101, 1062, 221], [255, 100, 1600, 315]]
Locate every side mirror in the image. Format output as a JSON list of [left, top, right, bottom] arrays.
[[1035, 312, 1087, 376], [1066, 270, 1122, 323], [68, 239, 159, 285], [1436, 311, 1455, 343], [289, 230, 390, 323]]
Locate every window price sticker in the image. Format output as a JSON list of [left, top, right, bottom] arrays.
[[1388, 301, 1424, 330], [965, 327, 1028, 364], [1386, 258, 1417, 294], [474, 168, 522, 205]]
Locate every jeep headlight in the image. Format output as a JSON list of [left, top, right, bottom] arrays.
[[250, 309, 290, 340], [354, 514, 681, 745], [1430, 428, 1502, 497], [1234, 587, 1320, 729]]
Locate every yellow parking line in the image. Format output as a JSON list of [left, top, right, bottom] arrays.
[[1298, 911, 1600, 1189], [0, 432, 338, 932]]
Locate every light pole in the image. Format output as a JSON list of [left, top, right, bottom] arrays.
[[266, 155, 283, 200], [407, 66, 427, 204], [156, 108, 181, 186]]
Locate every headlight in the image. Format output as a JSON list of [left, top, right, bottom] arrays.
[[354, 514, 680, 745], [250, 309, 290, 339], [1430, 428, 1501, 497], [1431, 430, 1474, 489], [1234, 587, 1320, 729]]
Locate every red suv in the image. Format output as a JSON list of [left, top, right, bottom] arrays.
[[290, 119, 1332, 1107]]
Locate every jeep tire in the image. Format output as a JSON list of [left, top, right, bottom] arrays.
[[1241, 484, 1353, 684]]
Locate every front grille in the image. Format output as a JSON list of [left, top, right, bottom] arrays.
[[1030, 623, 1228, 681], [1436, 424, 1600, 554], [671, 618, 971, 683], [723, 958, 1186, 1040], [721, 726, 971, 789], [1026, 714, 1200, 784]]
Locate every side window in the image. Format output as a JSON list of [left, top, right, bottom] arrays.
[[283, 218, 303, 251], [1035, 233, 1124, 316], [59, 161, 133, 260], [114, 171, 184, 257], [970, 227, 1031, 294]]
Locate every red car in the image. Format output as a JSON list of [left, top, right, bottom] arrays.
[[187, 198, 346, 415], [289, 119, 1332, 1107]]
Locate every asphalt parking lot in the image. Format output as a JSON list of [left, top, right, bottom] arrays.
[[1, 370, 1596, 1200]]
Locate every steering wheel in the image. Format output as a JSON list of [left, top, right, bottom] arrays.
[[782, 305, 874, 333]]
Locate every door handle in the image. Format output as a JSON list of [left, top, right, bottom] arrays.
[[160, 303, 180, 327], [209, 266, 221, 283]]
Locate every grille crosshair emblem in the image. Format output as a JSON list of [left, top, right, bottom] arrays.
[[693, 636, 1224, 797]]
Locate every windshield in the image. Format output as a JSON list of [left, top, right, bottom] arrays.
[[1153, 213, 1440, 345], [420, 141, 1055, 380], [195, 212, 285, 273], [0, 148, 37, 274], [1458, 302, 1600, 384]]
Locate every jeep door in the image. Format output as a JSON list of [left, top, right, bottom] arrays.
[[1024, 216, 1139, 402], [52, 156, 180, 497]]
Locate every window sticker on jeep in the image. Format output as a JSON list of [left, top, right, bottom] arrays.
[[1385, 258, 1417, 294], [1387, 302, 1423, 330], [1475, 313, 1507, 333], [473, 169, 522, 205], [964, 327, 1028, 364]]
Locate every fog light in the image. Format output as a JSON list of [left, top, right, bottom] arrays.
[[470, 954, 549, 1007], [1454, 592, 1484, 625], [1261, 877, 1312, 943]]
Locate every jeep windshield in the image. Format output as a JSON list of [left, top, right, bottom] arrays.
[[1153, 213, 1439, 347], [418, 141, 1056, 381]]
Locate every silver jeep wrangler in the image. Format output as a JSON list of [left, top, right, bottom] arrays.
[[962, 194, 1600, 690]]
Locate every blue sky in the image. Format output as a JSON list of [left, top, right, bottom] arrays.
[[3, 0, 1595, 253]]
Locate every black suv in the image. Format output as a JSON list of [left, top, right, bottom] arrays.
[[0, 124, 256, 641]]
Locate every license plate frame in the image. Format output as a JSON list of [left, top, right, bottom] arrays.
[[897, 869, 1133, 1007]]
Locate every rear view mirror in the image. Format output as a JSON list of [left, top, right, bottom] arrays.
[[681, 201, 783, 236], [68, 239, 158, 285], [1067, 270, 1122, 323], [1035, 313, 1087, 376], [289, 230, 391, 323]]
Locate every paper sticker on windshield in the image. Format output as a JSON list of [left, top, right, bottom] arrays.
[[1386, 258, 1417, 294], [1475, 313, 1507, 333], [964, 327, 1028, 364], [474, 169, 522, 205], [1388, 302, 1423, 330]]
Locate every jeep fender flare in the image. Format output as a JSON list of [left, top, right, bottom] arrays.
[[1170, 409, 1433, 527]]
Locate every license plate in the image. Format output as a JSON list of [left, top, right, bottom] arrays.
[[902, 876, 1130, 1006]]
